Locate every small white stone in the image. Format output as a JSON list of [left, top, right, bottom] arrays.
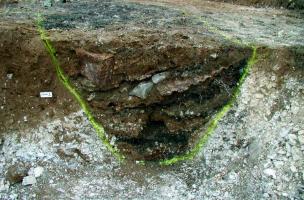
[[9, 194, 18, 199], [288, 134, 298, 145], [129, 81, 154, 99], [87, 93, 95, 101], [286, 143, 292, 153], [273, 161, 284, 168], [7, 73, 13, 79], [278, 30, 284, 37], [291, 147, 302, 161], [285, 104, 291, 110], [0, 179, 9, 192], [263, 193, 270, 198], [28, 166, 44, 178], [210, 53, 218, 59], [110, 136, 116, 146], [152, 72, 169, 84], [277, 149, 286, 155], [255, 93, 264, 99], [267, 154, 276, 160], [280, 128, 290, 138], [290, 165, 297, 173], [298, 131, 304, 144], [263, 168, 276, 179], [22, 176, 37, 186], [291, 106, 299, 114], [228, 172, 238, 181]]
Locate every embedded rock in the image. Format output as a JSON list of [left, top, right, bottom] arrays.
[[22, 176, 37, 186], [28, 166, 44, 178], [129, 81, 154, 99], [5, 163, 30, 184]]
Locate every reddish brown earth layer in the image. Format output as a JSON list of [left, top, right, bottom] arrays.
[[0, 23, 78, 134]]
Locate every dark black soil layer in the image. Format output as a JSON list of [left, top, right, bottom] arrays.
[[211, 0, 304, 9]]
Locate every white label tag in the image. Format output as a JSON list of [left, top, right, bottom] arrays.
[[40, 92, 53, 98]]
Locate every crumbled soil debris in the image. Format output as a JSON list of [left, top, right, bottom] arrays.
[[5, 162, 30, 184]]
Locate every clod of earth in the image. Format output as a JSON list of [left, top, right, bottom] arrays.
[[5, 163, 30, 184]]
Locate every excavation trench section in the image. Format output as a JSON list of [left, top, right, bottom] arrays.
[[50, 29, 252, 160], [0, 0, 254, 162]]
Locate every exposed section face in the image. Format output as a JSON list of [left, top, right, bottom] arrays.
[[54, 30, 252, 160]]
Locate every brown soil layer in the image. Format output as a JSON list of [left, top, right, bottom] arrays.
[[0, 23, 79, 135]]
